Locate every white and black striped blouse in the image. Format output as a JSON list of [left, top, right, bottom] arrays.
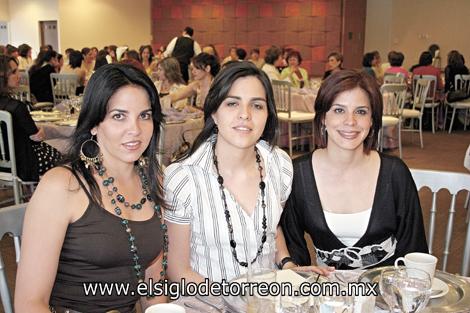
[[164, 137, 293, 282]]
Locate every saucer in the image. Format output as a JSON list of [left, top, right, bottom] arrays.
[[431, 277, 449, 299]]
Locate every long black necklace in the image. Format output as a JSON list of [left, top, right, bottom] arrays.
[[98, 164, 168, 283], [212, 141, 267, 267]]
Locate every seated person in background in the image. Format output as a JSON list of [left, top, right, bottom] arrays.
[[371, 51, 384, 84], [384, 51, 409, 81], [281, 50, 309, 88], [154, 57, 187, 110], [261, 45, 283, 81], [80, 47, 95, 80], [281, 70, 428, 270], [322, 52, 343, 80], [15, 63, 167, 312], [362, 52, 377, 81], [0, 56, 61, 181], [444, 50, 469, 92], [412, 51, 444, 93], [164, 52, 220, 109], [17, 43, 33, 71], [222, 46, 238, 65], [248, 48, 265, 69], [94, 49, 109, 71], [202, 44, 220, 59], [165, 62, 332, 283], [236, 48, 247, 61], [120, 50, 146, 73], [29, 50, 59, 102], [60, 50, 87, 95], [139, 45, 157, 76]]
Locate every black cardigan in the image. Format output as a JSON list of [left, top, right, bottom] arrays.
[[280, 152, 428, 270]]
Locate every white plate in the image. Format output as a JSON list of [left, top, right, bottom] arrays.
[[431, 277, 449, 299], [32, 116, 62, 122]]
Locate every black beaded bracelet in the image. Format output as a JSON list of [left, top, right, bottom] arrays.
[[278, 256, 297, 269]]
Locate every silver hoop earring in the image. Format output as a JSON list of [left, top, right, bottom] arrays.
[[80, 135, 102, 169]]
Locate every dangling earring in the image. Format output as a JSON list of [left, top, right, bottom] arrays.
[[80, 135, 102, 169], [138, 155, 148, 168]]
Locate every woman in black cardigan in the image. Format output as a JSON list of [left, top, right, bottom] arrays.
[[281, 70, 428, 270], [0, 55, 61, 181]]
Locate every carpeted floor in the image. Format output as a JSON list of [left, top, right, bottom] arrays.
[[1, 129, 469, 312]]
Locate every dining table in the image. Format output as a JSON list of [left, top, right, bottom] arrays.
[[171, 268, 470, 313], [33, 108, 204, 166]]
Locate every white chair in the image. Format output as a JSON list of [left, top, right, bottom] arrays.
[[401, 78, 430, 149], [50, 73, 79, 105], [412, 75, 440, 133], [383, 72, 405, 84], [445, 74, 470, 134], [0, 111, 36, 205], [271, 80, 315, 156], [0, 203, 27, 313], [379, 84, 407, 158], [411, 169, 470, 276]]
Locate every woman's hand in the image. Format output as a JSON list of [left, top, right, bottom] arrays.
[[29, 127, 45, 142], [292, 265, 335, 277]]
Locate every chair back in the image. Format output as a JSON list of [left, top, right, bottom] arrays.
[[271, 80, 292, 117], [380, 84, 407, 117], [10, 86, 31, 104], [50, 73, 78, 105], [412, 74, 437, 105], [410, 169, 470, 276], [0, 111, 20, 204], [411, 78, 430, 112], [0, 203, 27, 313], [383, 72, 405, 84], [454, 74, 470, 97]]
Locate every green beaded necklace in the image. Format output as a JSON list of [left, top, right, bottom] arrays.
[[97, 164, 168, 283]]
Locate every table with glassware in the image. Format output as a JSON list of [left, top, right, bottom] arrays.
[[169, 265, 470, 313], [32, 107, 204, 166]]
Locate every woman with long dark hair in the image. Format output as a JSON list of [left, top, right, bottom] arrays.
[[0, 55, 61, 181], [29, 50, 58, 102], [165, 62, 332, 283], [16, 64, 167, 312]]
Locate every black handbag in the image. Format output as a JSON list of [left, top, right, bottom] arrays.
[[447, 90, 468, 102]]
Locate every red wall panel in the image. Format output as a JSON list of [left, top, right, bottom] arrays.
[[151, 0, 365, 76]]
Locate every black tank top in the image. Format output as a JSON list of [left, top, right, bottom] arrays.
[[49, 169, 163, 313]]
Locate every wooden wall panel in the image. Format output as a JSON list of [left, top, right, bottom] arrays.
[[151, 0, 366, 76]]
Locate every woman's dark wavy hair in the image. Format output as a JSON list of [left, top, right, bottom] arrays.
[[287, 50, 302, 65], [69, 50, 83, 69], [191, 52, 220, 77], [418, 51, 433, 66], [139, 45, 154, 63], [184, 61, 278, 158], [0, 55, 17, 97], [29, 50, 57, 75], [60, 63, 165, 207], [314, 69, 382, 154]]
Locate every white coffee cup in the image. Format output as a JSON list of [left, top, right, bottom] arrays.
[[394, 252, 437, 279], [145, 303, 186, 313]]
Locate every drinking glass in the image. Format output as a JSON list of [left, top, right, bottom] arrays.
[[379, 267, 431, 313], [279, 283, 310, 313], [315, 293, 354, 313], [247, 268, 277, 313]]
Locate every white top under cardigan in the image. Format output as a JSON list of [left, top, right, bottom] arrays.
[[164, 137, 293, 282]]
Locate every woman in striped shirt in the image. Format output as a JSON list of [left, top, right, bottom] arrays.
[[164, 62, 332, 283]]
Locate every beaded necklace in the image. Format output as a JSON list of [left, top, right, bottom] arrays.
[[212, 141, 267, 267], [97, 164, 168, 283]]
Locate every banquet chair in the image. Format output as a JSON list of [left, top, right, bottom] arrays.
[[10, 86, 31, 104], [445, 74, 470, 134], [0, 111, 36, 205], [271, 80, 315, 156], [379, 84, 407, 158], [383, 72, 405, 84], [50, 73, 79, 105], [0, 202, 27, 313], [410, 169, 470, 276], [412, 75, 440, 133], [401, 78, 430, 149]]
